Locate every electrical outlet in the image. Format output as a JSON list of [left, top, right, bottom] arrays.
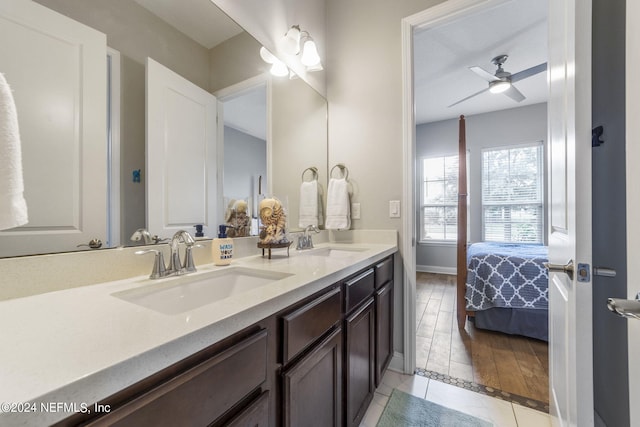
[[351, 203, 361, 219], [389, 200, 400, 218]]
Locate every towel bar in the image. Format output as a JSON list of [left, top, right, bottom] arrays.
[[301, 167, 318, 181], [330, 164, 349, 180]]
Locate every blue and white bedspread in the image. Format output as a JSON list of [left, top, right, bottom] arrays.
[[465, 242, 549, 311]]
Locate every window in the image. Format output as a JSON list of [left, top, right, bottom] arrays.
[[420, 155, 458, 241], [482, 143, 543, 243]]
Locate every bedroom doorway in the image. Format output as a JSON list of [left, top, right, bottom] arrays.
[[403, 0, 550, 408]]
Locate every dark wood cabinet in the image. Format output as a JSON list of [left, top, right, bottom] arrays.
[[282, 328, 343, 427], [281, 286, 341, 364], [84, 329, 268, 427], [344, 297, 375, 427], [375, 281, 393, 387], [226, 391, 270, 427]]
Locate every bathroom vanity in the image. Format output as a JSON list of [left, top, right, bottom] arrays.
[[0, 237, 396, 427]]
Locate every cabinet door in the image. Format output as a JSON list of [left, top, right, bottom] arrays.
[[283, 328, 343, 427], [226, 391, 270, 427], [0, 0, 107, 256], [375, 281, 393, 387], [345, 297, 375, 427]]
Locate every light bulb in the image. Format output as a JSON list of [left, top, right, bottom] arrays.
[[270, 59, 289, 77], [301, 38, 320, 67], [489, 80, 511, 94], [283, 26, 301, 55], [259, 46, 276, 64]]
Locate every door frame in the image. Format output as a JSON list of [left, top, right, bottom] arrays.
[[107, 47, 121, 248], [626, 1, 640, 424], [400, 0, 511, 375]]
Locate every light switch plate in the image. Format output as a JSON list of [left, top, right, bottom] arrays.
[[389, 200, 400, 218], [351, 203, 361, 219]]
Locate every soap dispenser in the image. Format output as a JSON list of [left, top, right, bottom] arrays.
[[212, 225, 233, 266]]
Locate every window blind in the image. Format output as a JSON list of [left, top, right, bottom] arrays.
[[421, 155, 458, 241], [482, 144, 543, 243]]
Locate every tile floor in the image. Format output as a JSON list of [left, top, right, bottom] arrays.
[[360, 370, 551, 427]]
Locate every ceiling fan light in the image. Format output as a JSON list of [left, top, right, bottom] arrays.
[[489, 80, 511, 94]]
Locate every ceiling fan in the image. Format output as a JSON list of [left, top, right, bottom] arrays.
[[448, 54, 547, 108]]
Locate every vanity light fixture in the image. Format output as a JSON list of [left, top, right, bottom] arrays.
[[282, 25, 323, 70], [283, 25, 302, 55], [260, 46, 289, 77], [300, 34, 321, 67]]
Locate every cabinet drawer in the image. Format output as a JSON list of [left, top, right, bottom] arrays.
[[86, 330, 268, 427], [344, 268, 375, 313], [282, 286, 341, 364], [375, 257, 393, 289]]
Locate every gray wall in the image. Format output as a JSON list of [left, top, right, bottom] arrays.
[[327, 0, 446, 357], [415, 103, 548, 273], [223, 126, 266, 201], [592, 0, 629, 425]]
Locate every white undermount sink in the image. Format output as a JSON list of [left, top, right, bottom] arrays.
[[112, 267, 292, 315], [302, 246, 368, 258]]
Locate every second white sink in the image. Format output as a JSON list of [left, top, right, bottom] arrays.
[[303, 246, 368, 258], [113, 267, 292, 315]]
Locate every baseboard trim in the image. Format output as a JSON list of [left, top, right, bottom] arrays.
[[416, 265, 456, 275], [388, 351, 406, 374]]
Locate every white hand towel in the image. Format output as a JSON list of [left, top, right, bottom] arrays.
[[325, 178, 350, 230], [299, 180, 319, 228], [0, 73, 28, 230]]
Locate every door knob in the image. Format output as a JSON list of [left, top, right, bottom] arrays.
[[544, 260, 574, 279], [607, 293, 640, 320], [77, 238, 102, 249]]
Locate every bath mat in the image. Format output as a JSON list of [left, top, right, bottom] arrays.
[[377, 389, 493, 427]]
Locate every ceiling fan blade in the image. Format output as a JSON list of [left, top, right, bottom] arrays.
[[511, 62, 547, 83], [447, 87, 490, 108], [469, 66, 500, 82], [504, 85, 525, 102]]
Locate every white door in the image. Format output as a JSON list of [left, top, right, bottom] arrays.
[[547, 0, 594, 426], [146, 58, 218, 239], [625, 2, 640, 425], [0, 0, 107, 257]]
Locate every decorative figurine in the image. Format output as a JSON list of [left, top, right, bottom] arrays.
[[259, 197, 289, 244]]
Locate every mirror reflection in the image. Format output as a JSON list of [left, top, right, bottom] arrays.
[[0, 0, 327, 257]]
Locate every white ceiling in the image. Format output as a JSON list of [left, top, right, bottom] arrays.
[[222, 87, 267, 140], [414, 0, 548, 124], [133, 0, 265, 138], [133, 0, 243, 49]]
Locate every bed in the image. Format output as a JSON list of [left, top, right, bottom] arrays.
[[464, 242, 549, 341], [454, 116, 549, 341]]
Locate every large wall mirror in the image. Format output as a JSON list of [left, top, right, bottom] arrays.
[[0, 0, 327, 257]]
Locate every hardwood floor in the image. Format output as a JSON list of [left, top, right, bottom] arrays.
[[415, 272, 549, 404]]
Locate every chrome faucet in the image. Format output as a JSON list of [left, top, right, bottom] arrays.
[[136, 230, 197, 279], [297, 225, 319, 250], [168, 230, 196, 275]]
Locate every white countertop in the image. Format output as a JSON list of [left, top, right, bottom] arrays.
[[0, 241, 396, 426]]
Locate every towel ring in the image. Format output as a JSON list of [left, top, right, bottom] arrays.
[[330, 164, 349, 180], [301, 166, 318, 182]]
